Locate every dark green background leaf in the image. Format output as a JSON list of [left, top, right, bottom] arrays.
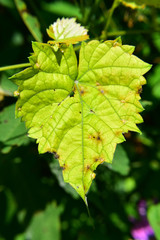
[[106, 145, 130, 176], [0, 104, 29, 147], [148, 204, 160, 240]]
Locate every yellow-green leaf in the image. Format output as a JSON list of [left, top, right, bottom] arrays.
[[11, 40, 151, 201]]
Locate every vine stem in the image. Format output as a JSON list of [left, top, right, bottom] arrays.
[[107, 28, 160, 37], [0, 63, 31, 72], [101, 0, 120, 39]]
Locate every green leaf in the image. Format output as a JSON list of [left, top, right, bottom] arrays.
[[105, 145, 130, 176], [14, 0, 43, 42], [0, 104, 29, 147], [50, 160, 79, 199], [148, 204, 160, 240], [11, 40, 151, 201], [121, 0, 160, 8], [42, 1, 82, 19], [0, 0, 14, 8], [148, 65, 160, 99], [25, 203, 61, 240], [14, 203, 61, 240], [0, 72, 17, 99]]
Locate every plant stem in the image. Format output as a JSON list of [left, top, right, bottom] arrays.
[[107, 28, 160, 37], [80, 0, 85, 17], [102, 0, 120, 39], [0, 63, 31, 72]]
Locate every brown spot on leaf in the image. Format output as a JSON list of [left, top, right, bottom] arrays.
[[100, 89, 104, 94], [40, 125, 43, 129], [88, 132, 102, 142], [60, 164, 66, 170], [97, 134, 101, 141], [115, 130, 122, 137], [96, 82, 100, 86], [94, 158, 99, 162], [86, 165, 90, 171], [94, 156, 105, 163], [121, 99, 126, 103], [98, 87, 107, 95], [95, 132, 102, 142], [90, 109, 95, 113], [80, 87, 86, 96], [137, 87, 142, 94]]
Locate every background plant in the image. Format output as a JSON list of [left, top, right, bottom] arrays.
[[0, 0, 160, 240]]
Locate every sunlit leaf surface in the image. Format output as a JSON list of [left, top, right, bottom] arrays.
[[11, 40, 151, 200]]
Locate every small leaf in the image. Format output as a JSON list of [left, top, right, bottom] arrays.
[[47, 18, 89, 45], [120, 0, 145, 9], [148, 204, 160, 240], [14, 0, 43, 42], [11, 40, 151, 201]]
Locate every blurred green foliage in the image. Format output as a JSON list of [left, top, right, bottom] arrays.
[[148, 203, 160, 240], [0, 0, 160, 239]]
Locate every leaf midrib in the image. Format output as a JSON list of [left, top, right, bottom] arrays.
[[75, 82, 85, 196]]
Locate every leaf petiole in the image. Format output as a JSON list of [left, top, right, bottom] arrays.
[[0, 63, 31, 72]]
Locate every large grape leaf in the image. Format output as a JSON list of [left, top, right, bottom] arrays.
[[10, 40, 151, 201]]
